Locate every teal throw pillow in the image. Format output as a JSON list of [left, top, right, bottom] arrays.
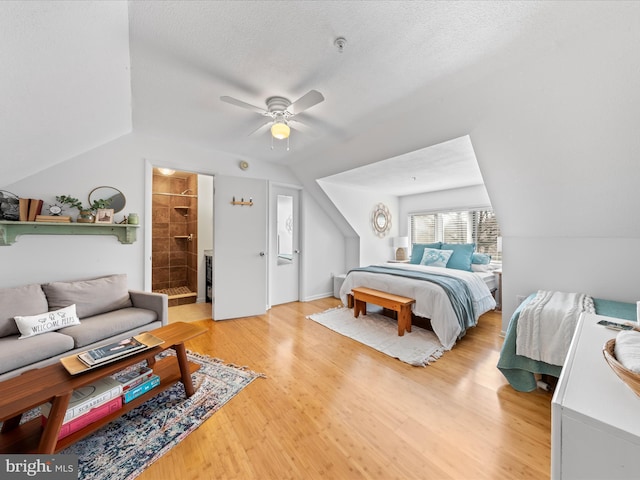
[[472, 253, 492, 265], [441, 243, 475, 271], [409, 242, 442, 264]]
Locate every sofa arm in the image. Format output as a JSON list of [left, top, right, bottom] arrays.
[[129, 290, 168, 326]]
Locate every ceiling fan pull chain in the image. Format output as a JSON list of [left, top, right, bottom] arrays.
[[271, 135, 274, 150], [287, 136, 290, 152]]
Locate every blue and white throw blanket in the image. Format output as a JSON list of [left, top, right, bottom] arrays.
[[516, 290, 595, 366], [341, 264, 496, 349]]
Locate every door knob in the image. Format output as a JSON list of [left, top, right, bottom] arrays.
[[259, 251, 265, 256], [294, 250, 301, 254]]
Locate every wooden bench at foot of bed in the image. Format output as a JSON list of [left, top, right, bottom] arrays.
[[350, 287, 416, 336]]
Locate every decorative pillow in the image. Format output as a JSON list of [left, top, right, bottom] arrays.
[[409, 242, 442, 264], [14, 304, 81, 339], [42, 274, 132, 319], [0, 283, 49, 338], [472, 253, 492, 265], [420, 248, 454, 268], [471, 263, 491, 273], [441, 243, 476, 271]]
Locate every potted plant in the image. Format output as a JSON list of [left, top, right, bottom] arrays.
[[56, 195, 112, 223]]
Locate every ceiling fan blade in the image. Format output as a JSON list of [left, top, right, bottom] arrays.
[[287, 90, 324, 115], [220, 96, 267, 115], [248, 119, 272, 136]]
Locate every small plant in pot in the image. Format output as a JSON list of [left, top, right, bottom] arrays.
[[56, 195, 111, 223]]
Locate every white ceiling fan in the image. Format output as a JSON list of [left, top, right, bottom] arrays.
[[220, 90, 325, 144]]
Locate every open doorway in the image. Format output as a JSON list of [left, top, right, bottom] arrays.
[[151, 168, 213, 307]]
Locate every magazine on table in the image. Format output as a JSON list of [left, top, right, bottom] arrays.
[[78, 337, 147, 366]]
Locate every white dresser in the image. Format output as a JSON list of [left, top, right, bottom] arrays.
[[551, 313, 640, 479]]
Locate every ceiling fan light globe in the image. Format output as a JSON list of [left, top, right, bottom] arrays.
[[271, 122, 290, 140]]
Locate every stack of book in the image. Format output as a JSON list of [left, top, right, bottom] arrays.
[[77, 336, 148, 367], [35, 215, 72, 223], [40, 377, 123, 440], [111, 366, 160, 403], [18, 198, 43, 221]]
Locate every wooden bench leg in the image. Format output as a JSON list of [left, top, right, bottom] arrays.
[[398, 305, 412, 336], [354, 298, 367, 318]]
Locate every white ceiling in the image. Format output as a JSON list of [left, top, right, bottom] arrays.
[[318, 135, 484, 196], [128, 0, 551, 161], [2, 1, 613, 192]]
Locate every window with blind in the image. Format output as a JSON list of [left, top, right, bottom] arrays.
[[409, 209, 501, 260]]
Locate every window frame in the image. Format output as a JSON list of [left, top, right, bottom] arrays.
[[408, 206, 502, 261]]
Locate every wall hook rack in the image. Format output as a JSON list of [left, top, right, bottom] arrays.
[[231, 196, 253, 206]]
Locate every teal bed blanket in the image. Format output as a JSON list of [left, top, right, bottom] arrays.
[[497, 294, 636, 392]]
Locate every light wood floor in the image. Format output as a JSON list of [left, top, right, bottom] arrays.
[[140, 298, 551, 480]]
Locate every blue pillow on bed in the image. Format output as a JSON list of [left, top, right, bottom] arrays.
[[472, 253, 491, 265], [409, 242, 442, 264], [441, 243, 475, 271], [420, 248, 454, 268]]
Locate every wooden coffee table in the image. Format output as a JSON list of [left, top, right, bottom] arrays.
[[0, 321, 206, 454]]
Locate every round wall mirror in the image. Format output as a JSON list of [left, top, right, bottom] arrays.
[[89, 186, 126, 213], [371, 203, 392, 238]]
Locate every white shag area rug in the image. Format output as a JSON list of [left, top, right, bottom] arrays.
[[307, 307, 444, 366]]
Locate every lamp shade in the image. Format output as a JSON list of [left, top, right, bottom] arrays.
[[393, 236, 409, 248], [271, 121, 290, 139]]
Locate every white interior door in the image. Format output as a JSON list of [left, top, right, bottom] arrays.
[[213, 175, 267, 320], [269, 184, 300, 306]]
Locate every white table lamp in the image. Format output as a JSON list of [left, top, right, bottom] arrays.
[[393, 236, 409, 261]]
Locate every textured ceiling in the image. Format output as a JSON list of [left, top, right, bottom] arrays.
[[318, 136, 484, 196], [125, 0, 607, 194], [2, 1, 613, 193]]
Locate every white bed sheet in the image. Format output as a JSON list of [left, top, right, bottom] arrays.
[[477, 271, 497, 291], [339, 263, 496, 350]]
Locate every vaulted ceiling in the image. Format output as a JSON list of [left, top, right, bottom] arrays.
[[0, 1, 619, 192]]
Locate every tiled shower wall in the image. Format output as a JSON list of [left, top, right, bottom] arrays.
[[152, 170, 198, 306]]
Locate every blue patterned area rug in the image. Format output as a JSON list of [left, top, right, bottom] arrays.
[[61, 351, 264, 480]]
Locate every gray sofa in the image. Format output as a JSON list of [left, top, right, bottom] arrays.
[[0, 274, 168, 382]]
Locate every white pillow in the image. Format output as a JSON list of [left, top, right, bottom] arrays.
[[420, 248, 454, 268], [14, 304, 80, 339], [471, 264, 491, 272]]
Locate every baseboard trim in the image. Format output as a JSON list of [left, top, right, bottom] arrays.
[[302, 292, 334, 302]]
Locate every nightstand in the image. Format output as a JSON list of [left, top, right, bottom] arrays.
[[494, 269, 502, 311]]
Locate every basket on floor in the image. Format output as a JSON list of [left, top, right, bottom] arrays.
[[603, 338, 640, 398]]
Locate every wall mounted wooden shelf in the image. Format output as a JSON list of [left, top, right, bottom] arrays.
[[0, 221, 139, 246], [231, 201, 253, 206]]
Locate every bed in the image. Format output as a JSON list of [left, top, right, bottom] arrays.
[[339, 262, 497, 350], [497, 293, 636, 392]]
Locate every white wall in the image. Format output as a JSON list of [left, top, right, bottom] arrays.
[[2, 132, 345, 302], [317, 181, 399, 266], [300, 190, 346, 300]]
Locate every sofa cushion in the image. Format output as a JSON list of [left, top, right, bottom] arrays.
[[15, 304, 81, 339], [42, 274, 133, 319], [0, 284, 49, 338], [58, 307, 158, 348], [0, 332, 75, 375]]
